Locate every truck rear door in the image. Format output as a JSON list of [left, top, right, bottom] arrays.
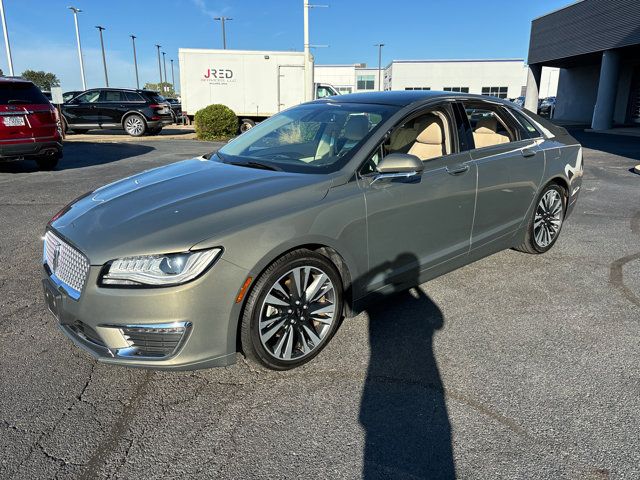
[[278, 65, 305, 111]]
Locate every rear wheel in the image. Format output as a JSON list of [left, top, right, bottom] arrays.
[[240, 250, 343, 370], [515, 183, 566, 254], [35, 154, 60, 171], [123, 114, 146, 137]]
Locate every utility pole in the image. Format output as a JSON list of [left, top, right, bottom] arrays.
[[96, 26, 109, 87], [170, 59, 175, 90], [214, 17, 232, 49], [69, 7, 86, 90], [155, 44, 162, 86], [303, 1, 327, 102], [0, 0, 14, 76], [130, 35, 139, 89], [162, 51, 167, 93], [375, 43, 384, 91]]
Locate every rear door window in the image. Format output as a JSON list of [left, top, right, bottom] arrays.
[[100, 90, 126, 102], [0, 82, 49, 105]]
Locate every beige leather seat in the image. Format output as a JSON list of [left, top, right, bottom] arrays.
[[472, 117, 510, 148], [408, 118, 445, 160]]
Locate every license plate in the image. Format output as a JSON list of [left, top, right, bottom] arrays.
[[42, 279, 62, 321], [3, 116, 25, 127]]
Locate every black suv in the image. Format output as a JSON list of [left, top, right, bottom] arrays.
[[61, 88, 173, 136]]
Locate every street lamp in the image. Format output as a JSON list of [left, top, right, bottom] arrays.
[[170, 59, 175, 91], [155, 44, 162, 85], [213, 17, 232, 49], [0, 0, 14, 76], [68, 6, 86, 90], [95, 26, 108, 87], [130, 35, 139, 89], [374, 43, 385, 91], [162, 51, 167, 92]]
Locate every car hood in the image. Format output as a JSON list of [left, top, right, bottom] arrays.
[[51, 157, 332, 264]]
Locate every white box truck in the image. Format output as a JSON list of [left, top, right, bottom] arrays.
[[179, 48, 338, 131]]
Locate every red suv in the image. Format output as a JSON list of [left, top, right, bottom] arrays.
[[0, 77, 63, 170]]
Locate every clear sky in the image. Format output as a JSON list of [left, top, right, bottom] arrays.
[[0, 0, 572, 92]]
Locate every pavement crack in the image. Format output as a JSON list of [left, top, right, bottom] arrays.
[[82, 371, 153, 478]]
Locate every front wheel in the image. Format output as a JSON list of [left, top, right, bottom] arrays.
[[240, 250, 343, 370], [123, 114, 147, 137], [239, 118, 255, 133], [515, 183, 566, 254]]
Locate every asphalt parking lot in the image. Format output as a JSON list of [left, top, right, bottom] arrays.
[[0, 131, 638, 479]]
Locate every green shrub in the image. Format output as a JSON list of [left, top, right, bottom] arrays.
[[194, 104, 238, 141]]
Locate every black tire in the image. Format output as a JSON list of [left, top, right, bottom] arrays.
[[239, 118, 255, 133], [35, 154, 60, 171], [240, 249, 343, 370], [515, 183, 566, 254], [123, 114, 147, 137], [71, 128, 89, 134], [147, 126, 163, 136]]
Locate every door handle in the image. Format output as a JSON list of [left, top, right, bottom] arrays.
[[445, 164, 470, 176], [521, 148, 536, 158]]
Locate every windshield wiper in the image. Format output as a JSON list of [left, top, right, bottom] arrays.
[[229, 160, 282, 171]]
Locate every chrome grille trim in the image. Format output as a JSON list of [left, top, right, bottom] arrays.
[[44, 231, 89, 299]]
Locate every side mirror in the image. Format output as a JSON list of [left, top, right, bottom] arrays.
[[372, 153, 423, 184]]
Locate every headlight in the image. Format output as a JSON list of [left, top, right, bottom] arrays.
[[100, 248, 222, 287]]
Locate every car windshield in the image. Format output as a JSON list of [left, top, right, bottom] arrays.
[[217, 102, 398, 173]]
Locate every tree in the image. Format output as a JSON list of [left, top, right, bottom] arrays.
[[21, 70, 60, 91], [143, 82, 176, 98]]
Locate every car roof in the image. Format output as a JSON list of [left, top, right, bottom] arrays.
[[0, 76, 34, 84], [318, 90, 513, 107]]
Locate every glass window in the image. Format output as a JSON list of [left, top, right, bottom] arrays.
[[404, 87, 431, 91], [218, 102, 398, 174], [316, 86, 335, 98], [74, 91, 101, 103], [0, 82, 49, 105], [125, 91, 145, 102], [510, 108, 541, 137], [464, 105, 514, 148], [100, 90, 126, 102], [356, 75, 375, 90], [336, 87, 353, 94], [481, 86, 508, 99], [443, 87, 469, 93]]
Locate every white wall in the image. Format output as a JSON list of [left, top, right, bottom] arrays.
[[314, 65, 381, 93], [387, 60, 525, 98]]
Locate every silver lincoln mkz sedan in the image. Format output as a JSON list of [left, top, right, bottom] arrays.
[[42, 91, 582, 370]]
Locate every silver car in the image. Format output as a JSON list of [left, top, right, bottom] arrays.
[[42, 91, 583, 370]]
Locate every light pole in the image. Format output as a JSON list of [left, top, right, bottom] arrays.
[[130, 35, 139, 89], [162, 51, 167, 93], [0, 0, 14, 76], [69, 7, 86, 90], [213, 17, 232, 49], [375, 43, 385, 91], [95, 26, 108, 87], [155, 44, 162, 86], [170, 59, 175, 91]]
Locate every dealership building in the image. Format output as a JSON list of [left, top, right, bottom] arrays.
[[316, 59, 558, 99], [525, 0, 640, 129]]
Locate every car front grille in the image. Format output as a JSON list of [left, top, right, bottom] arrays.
[[44, 230, 90, 298]]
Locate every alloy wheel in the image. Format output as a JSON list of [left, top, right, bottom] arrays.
[[124, 116, 145, 136], [534, 189, 563, 248], [259, 266, 337, 361]]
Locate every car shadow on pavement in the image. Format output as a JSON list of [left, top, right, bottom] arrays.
[[358, 254, 455, 479], [569, 129, 640, 162], [0, 142, 155, 173]]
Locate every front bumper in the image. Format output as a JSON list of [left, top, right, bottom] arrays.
[[42, 255, 250, 370], [0, 139, 63, 161]]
